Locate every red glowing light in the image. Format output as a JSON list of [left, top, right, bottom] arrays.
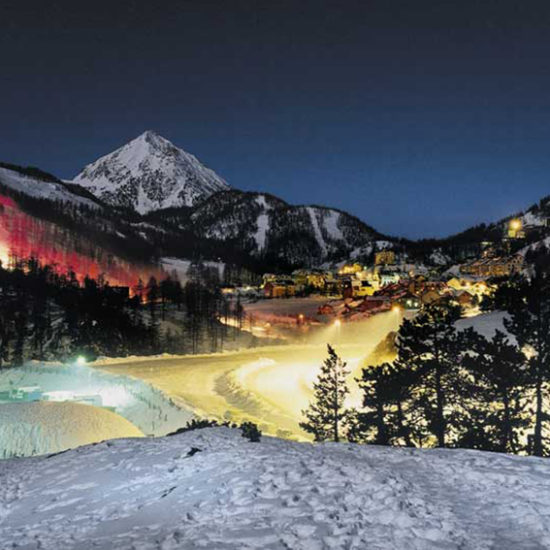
[[0, 194, 164, 289]]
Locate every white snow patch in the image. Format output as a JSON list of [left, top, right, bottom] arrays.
[[521, 211, 545, 227], [519, 236, 550, 257], [429, 249, 450, 266], [322, 210, 344, 241], [253, 195, 270, 250], [307, 207, 328, 256]]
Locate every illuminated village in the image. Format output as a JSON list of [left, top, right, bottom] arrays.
[[3, 2, 550, 548], [226, 217, 529, 330]]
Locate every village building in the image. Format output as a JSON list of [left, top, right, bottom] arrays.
[[338, 263, 363, 275], [453, 290, 476, 307], [378, 268, 404, 286], [264, 279, 297, 298], [398, 292, 421, 310], [421, 288, 443, 306], [262, 273, 278, 284], [323, 278, 343, 296], [460, 254, 523, 279], [341, 276, 376, 299], [358, 295, 392, 314], [291, 269, 327, 289], [374, 249, 396, 265]]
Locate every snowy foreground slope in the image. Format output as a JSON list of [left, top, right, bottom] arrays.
[[1, 428, 550, 550]]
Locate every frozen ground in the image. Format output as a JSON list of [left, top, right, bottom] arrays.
[[1, 427, 549, 550], [0, 401, 143, 458]]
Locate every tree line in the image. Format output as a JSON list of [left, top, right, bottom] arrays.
[[301, 272, 550, 457], [0, 257, 243, 366]]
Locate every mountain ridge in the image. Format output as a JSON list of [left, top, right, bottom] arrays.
[[2, 153, 550, 273]]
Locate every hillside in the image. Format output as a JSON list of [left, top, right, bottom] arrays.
[[1, 427, 549, 549], [186, 190, 384, 267], [0, 163, 164, 283], [410, 195, 550, 264]]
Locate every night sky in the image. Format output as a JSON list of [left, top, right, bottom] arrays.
[[2, 1, 550, 239]]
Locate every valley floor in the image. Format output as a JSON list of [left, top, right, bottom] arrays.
[[1, 427, 549, 550], [97, 310, 401, 440]]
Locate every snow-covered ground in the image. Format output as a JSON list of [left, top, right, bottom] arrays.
[[0, 363, 193, 439], [99, 311, 401, 440], [1, 427, 549, 549], [456, 310, 514, 342], [0, 401, 143, 458]]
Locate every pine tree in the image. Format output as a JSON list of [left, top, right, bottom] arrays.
[[356, 363, 393, 444], [461, 328, 527, 453], [395, 304, 462, 447], [0, 308, 13, 368], [357, 361, 415, 446], [504, 271, 550, 456], [146, 277, 160, 351], [300, 345, 352, 442]]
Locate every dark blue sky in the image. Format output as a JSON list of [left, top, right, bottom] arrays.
[[2, 1, 550, 238]]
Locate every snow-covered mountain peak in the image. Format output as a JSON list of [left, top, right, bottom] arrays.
[[131, 130, 177, 152], [73, 132, 229, 214]]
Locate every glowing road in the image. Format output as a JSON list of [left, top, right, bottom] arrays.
[[99, 310, 402, 440]]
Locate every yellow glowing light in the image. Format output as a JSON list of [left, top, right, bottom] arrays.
[[76, 355, 87, 366], [0, 243, 9, 267], [510, 219, 522, 231], [333, 319, 342, 328], [392, 304, 401, 313]]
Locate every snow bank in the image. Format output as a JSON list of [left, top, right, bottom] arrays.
[[0, 401, 143, 458], [1, 427, 549, 549]]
